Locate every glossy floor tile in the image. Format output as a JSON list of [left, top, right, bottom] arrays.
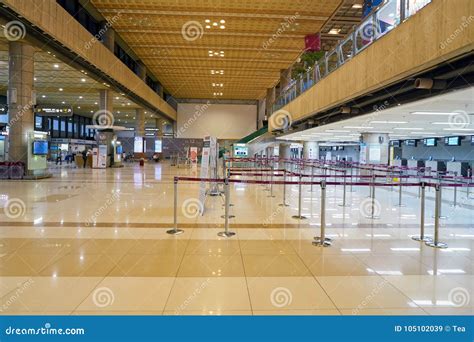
[[0, 163, 472, 316]]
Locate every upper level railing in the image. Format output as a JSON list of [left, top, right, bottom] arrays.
[[272, 0, 432, 113]]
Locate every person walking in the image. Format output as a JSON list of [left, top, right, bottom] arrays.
[[82, 149, 88, 168]]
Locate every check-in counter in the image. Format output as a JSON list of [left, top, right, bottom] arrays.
[[407, 160, 424, 176], [447, 161, 469, 177], [391, 159, 407, 167], [425, 160, 446, 176]]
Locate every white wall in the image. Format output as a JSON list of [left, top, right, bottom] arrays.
[[176, 103, 256, 139]]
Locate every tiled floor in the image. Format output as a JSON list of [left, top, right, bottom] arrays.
[[0, 162, 472, 315]]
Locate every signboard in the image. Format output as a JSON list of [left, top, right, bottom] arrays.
[[190, 147, 198, 164], [134, 137, 144, 153], [369, 146, 381, 163], [98, 145, 107, 168], [35, 105, 73, 117], [233, 143, 248, 157], [198, 137, 212, 214], [154, 140, 162, 153]]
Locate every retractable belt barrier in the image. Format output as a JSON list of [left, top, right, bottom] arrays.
[[171, 174, 473, 248]]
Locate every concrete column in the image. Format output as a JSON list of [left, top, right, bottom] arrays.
[[136, 60, 146, 81], [265, 87, 275, 117], [303, 141, 319, 160], [279, 143, 291, 160], [101, 21, 115, 52], [360, 133, 390, 165], [135, 108, 145, 138], [7, 41, 35, 166], [97, 89, 115, 166]]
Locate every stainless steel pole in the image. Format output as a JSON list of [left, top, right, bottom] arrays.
[[167, 177, 184, 235], [218, 178, 236, 237], [292, 174, 307, 219], [412, 182, 431, 242], [313, 180, 331, 247], [426, 184, 447, 248]]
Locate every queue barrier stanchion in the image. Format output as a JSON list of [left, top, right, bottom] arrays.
[[167, 177, 185, 235], [433, 176, 447, 219], [395, 172, 405, 207], [451, 172, 458, 207], [268, 161, 275, 198], [367, 174, 380, 219], [412, 182, 432, 242], [309, 164, 315, 193], [218, 177, 236, 238], [339, 169, 350, 207], [292, 174, 307, 220], [279, 170, 289, 207], [426, 184, 447, 249], [313, 180, 331, 247]]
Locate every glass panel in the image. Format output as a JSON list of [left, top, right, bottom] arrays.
[[340, 35, 354, 63], [356, 16, 375, 51], [406, 0, 431, 17], [327, 51, 339, 73], [376, 0, 400, 38]]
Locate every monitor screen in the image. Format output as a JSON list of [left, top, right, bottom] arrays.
[[391, 140, 401, 147], [424, 138, 437, 146], [233, 144, 248, 157], [32, 140, 48, 155], [116, 145, 123, 154], [446, 136, 461, 146], [405, 140, 417, 146]]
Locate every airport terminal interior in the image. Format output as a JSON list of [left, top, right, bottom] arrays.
[[0, 0, 473, 317]]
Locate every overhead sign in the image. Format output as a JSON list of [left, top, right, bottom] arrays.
[[35, 105, 73, 117]]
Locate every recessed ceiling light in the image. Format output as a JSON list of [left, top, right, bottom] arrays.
[[220, 25, 225, 29], [220, 19, 225, 24], [77, 106, 81, 109], [81, 78, 86, 82], [352, 4, 363, 9], [212, 22, 218, 26], [115, 97, 119, 100], [53, 64, 59, 68], [205, 19, 210, 23], [41, 95, 46, 98], [205, 25, 211, 29], [58, 88, 63, 91], [329, 28, 341, 35], [61, 101, 65, 104]]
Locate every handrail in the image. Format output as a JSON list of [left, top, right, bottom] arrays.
[[271, 0, 432, 114]]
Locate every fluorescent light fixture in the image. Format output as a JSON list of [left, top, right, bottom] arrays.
[[394, 127, 424, 130], [371, 120, 408, 124], [352, 4, 363, 9], [411, 111, 459, 115], [325, 129, 350, 133], [343, 126, 373, 129], [443, 128, 474, 131], [329, 28, 341, 34]]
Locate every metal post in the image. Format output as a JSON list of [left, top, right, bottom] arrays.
[[426, 184, 447, 248], [218, 178, 236, 237], [412, 183, 432, 242], [279, 169, 289, 207], [349, 166, 354, 192], [451, 172, 458, 207], [292, 174, 307, 219], [396, 172, 405, 207], [339, 169, 349, 207], [313, 180, 331, 247], [167, 177, 184, 235], [268, 161, 275, 198]]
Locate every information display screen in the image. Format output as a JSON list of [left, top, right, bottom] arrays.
[[445, 136, 461, 146], [32, 140, 48, 155], [154, 140, 162, 153], [424, 138, 437, 146], [116, 145, 123, 154], [233, 144, 248, 157]]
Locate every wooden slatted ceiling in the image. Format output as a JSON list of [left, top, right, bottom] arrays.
[[90, 0, 343, 100]]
